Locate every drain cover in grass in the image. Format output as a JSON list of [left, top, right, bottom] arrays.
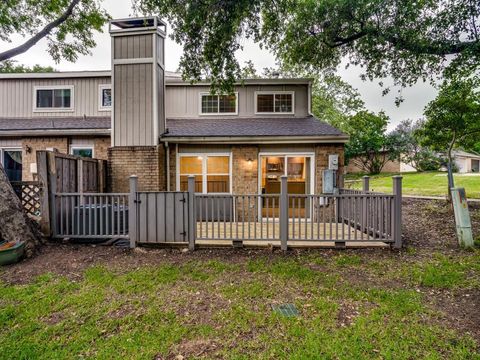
[[271, 303, 299, 317]]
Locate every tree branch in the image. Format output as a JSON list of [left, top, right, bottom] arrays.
[[0, 0, 81, 62]]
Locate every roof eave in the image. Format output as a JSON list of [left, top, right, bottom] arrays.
[[160, 135, 349, 144], [0, 129, 111, 137]]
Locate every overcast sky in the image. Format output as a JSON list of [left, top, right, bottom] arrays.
[[1, 0, 438, 130]]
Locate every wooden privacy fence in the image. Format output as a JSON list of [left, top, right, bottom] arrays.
[[51, 175, 402, 250], [36, 150, 107, 236]]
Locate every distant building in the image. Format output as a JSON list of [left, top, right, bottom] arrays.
[[452, 150, 480, 173]]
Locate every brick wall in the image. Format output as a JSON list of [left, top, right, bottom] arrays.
[[232, 145, 259, 194], [21, 137, 68, 180], [168, 145, 176, 191], [94, 137, 110, 160], [315, 144, 345, 193], [107, 146, 165, 192]]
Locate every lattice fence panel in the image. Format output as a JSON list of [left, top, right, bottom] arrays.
[[11, 181, 43, 217]]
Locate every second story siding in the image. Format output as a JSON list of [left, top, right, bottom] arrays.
[[165, 83, 310, 119], [0, 73, 111, 118]]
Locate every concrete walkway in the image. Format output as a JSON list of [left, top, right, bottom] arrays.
[[403, 194, 480, 203]]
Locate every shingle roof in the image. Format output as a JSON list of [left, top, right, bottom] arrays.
[[164, 116, 346, 138], [0, 117, 110, 131]]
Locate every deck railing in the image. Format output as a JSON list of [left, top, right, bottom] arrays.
[[49, 175, 402, 249]]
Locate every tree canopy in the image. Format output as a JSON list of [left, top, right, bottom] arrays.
[[135, 0, 480, 91], [343, 111, 399, 174], [0, 60, 56, 73], [420, 75, 480, 161], [0, 0, 109, 62]]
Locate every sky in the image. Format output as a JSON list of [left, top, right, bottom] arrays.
[[0, 0, 438, 130]]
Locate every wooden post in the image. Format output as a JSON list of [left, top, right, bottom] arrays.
[[362, 176, 370, 192], [392, 176, 403, 249], [36, 151, 51, 236], [129, 176, 138, 249], [280, 175, 288, 251], [187, 175, 196, 251], [47, 151, 58, 238], [97, 160, 106, 193], [77, 158, 84, 205]]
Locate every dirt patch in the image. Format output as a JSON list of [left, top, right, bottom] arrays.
[[161, 339, 218, 360], [402, 198, 480, 249]]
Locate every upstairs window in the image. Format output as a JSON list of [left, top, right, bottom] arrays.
[[256, 91, 294, 114], [200, 93, 237, 115], [99, 84, 112, 111], [34, 86, 73, 111]]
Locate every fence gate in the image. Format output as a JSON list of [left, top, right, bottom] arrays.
[[134, 191, 190, 244]]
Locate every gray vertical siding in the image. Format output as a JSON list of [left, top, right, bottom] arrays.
[[114, 63, 154, 146], [165, 84, 310, 118], [0, 77, 111, 118], [114, 34, 153, 59]]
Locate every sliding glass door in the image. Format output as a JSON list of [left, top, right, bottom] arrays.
[[259, 154, 313, 217]]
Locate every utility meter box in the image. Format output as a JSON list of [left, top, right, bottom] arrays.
[[328, 154, 339, 170], [322, 169, 336, 194]]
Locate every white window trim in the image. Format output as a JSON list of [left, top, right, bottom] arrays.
[[177, 153, 233, 194], [70, 145, 95, 158], [0, 147, 22, 165], [254, 91, 295, 115], [33, 85, 75, 113], [98, 84, 112, 111], [198, 92, 239, 116]]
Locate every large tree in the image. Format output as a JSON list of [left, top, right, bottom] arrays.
[[0, 60, 56, 73], [390, 119, 443, 172], [136, 0, 480, 91], [420, 75, 480, 194], [0, 0, 109, 62], [344, 111, 400, 174]]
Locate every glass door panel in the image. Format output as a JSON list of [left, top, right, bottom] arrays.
[[3, 150, 22, 182]]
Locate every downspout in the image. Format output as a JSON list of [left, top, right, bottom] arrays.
[[165, 141, 170, 191], [307, 80, 313, 116]]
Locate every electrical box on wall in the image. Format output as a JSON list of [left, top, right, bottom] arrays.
[[328, 154, 339, 170], [322, 169, 336, 194]]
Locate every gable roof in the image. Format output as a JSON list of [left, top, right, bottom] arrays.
[[0, 116, 110, 136], [163, 116, 348, 144], [452, 150, 480, 159]]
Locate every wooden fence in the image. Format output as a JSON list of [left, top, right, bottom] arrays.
[[36, 150, 107, 236]]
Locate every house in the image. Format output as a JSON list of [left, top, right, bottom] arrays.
[[0, 16, 348, 200], [346, 151, 416, 174], [452, 150, 480, 173]]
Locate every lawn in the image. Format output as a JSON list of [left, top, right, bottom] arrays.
[[346, 171, 480, 198], [0, 200, 479, 359]]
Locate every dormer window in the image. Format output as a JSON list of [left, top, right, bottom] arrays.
[[200, 93, 238, 115], [255, 91, 294, 114], [34, 85, 74, 112]]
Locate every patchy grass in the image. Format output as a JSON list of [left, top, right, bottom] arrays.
[[346, 171, 480, 198], [1, 249, 480, 359]]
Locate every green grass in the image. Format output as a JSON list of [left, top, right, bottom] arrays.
[[1, 250, 479, 359], [346, 171, 480, 198]]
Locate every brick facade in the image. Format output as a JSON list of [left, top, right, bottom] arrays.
[[107, 146, 165, 192], [314, 144, 345, 194], [21, 137, 69, 180], [232, 145, 259, 194], [19, 136, 110, 181]]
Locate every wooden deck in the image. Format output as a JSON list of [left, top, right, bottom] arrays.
[[196, 221, 390, 248]]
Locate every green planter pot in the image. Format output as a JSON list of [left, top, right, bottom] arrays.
[[0, 242, 25, 266]]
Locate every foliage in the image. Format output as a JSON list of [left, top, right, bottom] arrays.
[[0, 0, 110, 62], [344, 111, 400, 174], [420, 76, 480, 161], [390, 119, 443, 172], [135, 0, 480, 92], [0, 60, 56, 73]]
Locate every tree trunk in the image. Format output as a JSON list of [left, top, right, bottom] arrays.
[[0, 164, 42, 257], [446, 138, 456, 203]]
